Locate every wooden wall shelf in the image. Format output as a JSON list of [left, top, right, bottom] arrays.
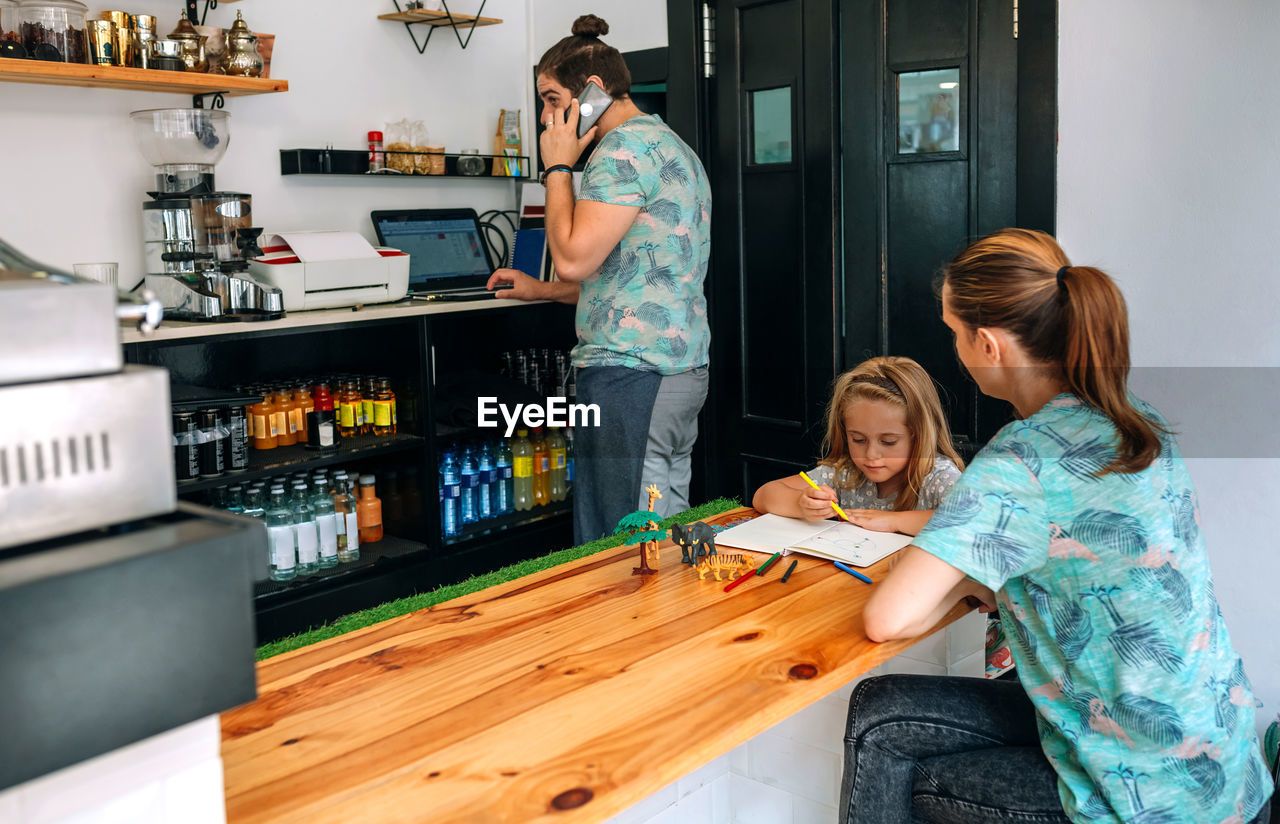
[[0, 57, 287, 96], [377, 9, 501, 26]]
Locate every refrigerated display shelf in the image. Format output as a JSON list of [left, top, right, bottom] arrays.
[[252, 534, 427, 599]]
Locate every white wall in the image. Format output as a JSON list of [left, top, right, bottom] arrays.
[[3, 0, 532, 290], [530, 0, 668, 58], [1059, 0, 1280, 737]]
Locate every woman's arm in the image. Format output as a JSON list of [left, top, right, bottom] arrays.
[[844, 509, 934, 536], [862, 547, 992, 642], [752, 475, 841, 521]]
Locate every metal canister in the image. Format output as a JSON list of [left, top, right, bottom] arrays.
[[173, 410, 199, 481], [85, 19, 114, 66], [99, 11, 132, 66], [225, 405, 249, 471], [131, 13, 156, 68], [197, 407, 225, 478]]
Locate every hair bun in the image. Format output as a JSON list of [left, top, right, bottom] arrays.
[[571, 14, 609, 38]]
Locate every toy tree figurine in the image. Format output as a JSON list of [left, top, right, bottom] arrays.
[[613, 485, 666, 576]]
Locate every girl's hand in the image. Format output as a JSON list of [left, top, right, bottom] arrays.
[[843, 509, 900, 533], [798, 484, 839, 521], [540, 99, 598, 169]]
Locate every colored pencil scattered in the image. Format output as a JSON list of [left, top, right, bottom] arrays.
[[723, 570, 757, 593], [832, 561, 873, 585], [756, 551, 782, 576], [780, 559, 799, 583]]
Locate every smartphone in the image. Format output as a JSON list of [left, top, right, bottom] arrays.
[[576, 81, 613, 138]]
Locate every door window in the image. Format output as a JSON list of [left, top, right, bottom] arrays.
[[896, 68, 960, 154], [750, 86, 793, 164]]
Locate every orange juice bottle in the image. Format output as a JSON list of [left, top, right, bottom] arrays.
[[293, 384, 313, 442], [356, 474, 383, 543], [360, 377, 375, 436], [249, 387, 277, 450], [372, 378, 395, 437], [274, 387, 298, 446], [531, 427, 549, 507]]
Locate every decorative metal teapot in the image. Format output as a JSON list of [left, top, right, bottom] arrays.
[[167, 9, 206, 72], [222, 10, 262, 78]]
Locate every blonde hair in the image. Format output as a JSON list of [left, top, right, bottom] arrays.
[[818, 356, 964, 511], [943, 228, 1166, 474]]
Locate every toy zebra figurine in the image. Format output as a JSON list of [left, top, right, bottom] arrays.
[[696, 553, 755, 582]]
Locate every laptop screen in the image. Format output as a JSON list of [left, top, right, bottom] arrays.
[[371, 210, 494, 291]]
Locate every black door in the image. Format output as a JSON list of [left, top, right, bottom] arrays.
[[703, 0, 841, 501], [842, 0, 1057, 452]]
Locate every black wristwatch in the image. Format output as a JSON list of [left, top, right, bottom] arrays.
[[540, 164, 573, 184]]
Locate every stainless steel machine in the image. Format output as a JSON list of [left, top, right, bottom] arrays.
[[131, 107, 283, 321]]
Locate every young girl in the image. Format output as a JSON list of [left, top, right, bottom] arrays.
[[752, 356, 965, 536], [844, 229, 1273, 824]]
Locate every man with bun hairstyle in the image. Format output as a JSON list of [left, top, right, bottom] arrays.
[[489, 15, 712, 544]]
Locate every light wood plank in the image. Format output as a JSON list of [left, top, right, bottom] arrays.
[[0, 57, 287, 96], [221, 507, 971, 823], [377, 10, 503, 26]]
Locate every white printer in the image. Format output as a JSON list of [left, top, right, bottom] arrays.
[[248, 230, 410, 311]]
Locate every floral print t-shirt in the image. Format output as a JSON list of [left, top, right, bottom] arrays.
[[805, 454, 962, 511], [574, 114, 711, 375], [914, 394, 1272, 824]]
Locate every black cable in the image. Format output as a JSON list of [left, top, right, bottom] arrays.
[[479, 220, 509, 267]]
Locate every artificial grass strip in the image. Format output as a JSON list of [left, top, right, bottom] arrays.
[[256, 497, 742, 660]]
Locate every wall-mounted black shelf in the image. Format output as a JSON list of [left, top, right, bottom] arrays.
[[280, 148, 530, 179], [176, 433, 426, 494]]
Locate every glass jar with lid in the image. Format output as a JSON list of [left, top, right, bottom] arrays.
[[0, 0, 22, 56], [458, 149, 486, 176], [17, 0, 88, 63]]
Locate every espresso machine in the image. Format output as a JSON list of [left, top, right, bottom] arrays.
[[131, 107, 283, 321]]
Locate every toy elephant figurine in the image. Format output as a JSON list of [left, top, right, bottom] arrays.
[[670, 521, 717, 566]]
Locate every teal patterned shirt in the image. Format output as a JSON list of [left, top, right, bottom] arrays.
[[574, 114, 711, 375], [914, 394, 1272, 824]]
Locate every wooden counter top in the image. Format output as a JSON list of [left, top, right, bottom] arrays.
[[120, 296, 551, 345], [220, 508, 970, 823]]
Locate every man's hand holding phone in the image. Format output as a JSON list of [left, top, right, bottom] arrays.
[[540, 97, 598, 170]]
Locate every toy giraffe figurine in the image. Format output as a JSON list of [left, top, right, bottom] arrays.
[[643, 485, 663, 566]]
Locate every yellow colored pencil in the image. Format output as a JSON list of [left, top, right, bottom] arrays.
[[798, 471, 851, 522]]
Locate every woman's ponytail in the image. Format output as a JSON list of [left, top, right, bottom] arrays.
[[945, 229, 1167, 474]]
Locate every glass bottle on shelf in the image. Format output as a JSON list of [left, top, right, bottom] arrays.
[[337, 380, 360, 439], [311, 476, 340, 569], [290, 481, 320, 574], [308, 382, 339, 451], [441, 449, 461, 536], [531, 427, 549, 507], [265, 485, 297, 582], [459, 445, 478, 525], [332, 471, 360, 563], [512, 430, 533, 512], [356, 474, 383, 544], [275, 387, 298, 447], [293, 384, 313, 443], [242, 486, 265, 520], [563, 426, 574, 495], [477, 441, 494, 520], [547, 428, 567, 503], [226, 484, 246, 513], [372, 378, 395, 437], [496, 437, 514, 514], [360, 376, 375, 436], [250, 388, 278, 450]]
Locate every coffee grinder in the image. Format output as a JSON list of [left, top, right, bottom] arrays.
[[131, 107, 283, 321]]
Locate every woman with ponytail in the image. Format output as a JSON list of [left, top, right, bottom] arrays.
[[488, 15, 712, 544], [840, 229, 1272, 824]]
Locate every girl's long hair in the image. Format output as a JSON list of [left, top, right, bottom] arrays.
[[944, 228, 1166, 473], [535, 15, 631, 98], [818, 356, 964, 511]]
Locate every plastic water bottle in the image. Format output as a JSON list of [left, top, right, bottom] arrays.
[[265, 485, 297, 582], [512, 429, 533, 511], [564, 427, 574, 495], [311, 476, 340, 569], [460, 446, 479, 525], [477, 441, 495, 520], [291, 481, 320, 574], [496, 437, 514, 514], [441, 449, 461, 536], [547, 428, 567, 502]]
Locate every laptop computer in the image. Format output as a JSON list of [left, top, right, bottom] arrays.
[[370, 207, 510, 301]]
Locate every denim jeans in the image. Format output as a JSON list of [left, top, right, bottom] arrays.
[[638, 367, 709, 518], [572, 366, 662, 545], [839, 675, 1272, 824]]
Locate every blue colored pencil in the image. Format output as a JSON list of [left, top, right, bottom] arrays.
[[832, 561, 873, 585]]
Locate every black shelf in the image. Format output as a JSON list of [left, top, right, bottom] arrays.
[[253, 534, 427, 600], [177, 433, 426, 494], [443, 497, 573, 548], [171, 382, 263, 412], [280, 148, 531, 179]]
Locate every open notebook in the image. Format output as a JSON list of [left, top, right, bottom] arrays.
[[714, 514, 915, 567]]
